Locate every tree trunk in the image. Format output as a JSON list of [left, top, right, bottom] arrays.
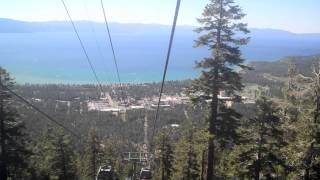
[[255, 121, 263, 180], [206, 1, 223, 178], [206, 138, 215, 180], [206, 92, 219, 180], [304, 143, 314, 180], [59, 138, 67, 180], [161, 136, 166, 180], [93, 142, 97, 180], [187, 145, 192, 180], [201, 150, 206, 180], [254, 159, 260, 180], [304, 85, 320, 180], [0, 79, 8, 180], [304, 168, 310, 180]]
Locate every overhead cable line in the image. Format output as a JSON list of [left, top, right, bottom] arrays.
[[100, 0, 122, 85], [0, 83, 81, 138], [100, 0, 128, 106], [80, 0, 107, 130], [82, 0, 108, 71], [151, 0, 182, 139], [60, 0, 104, 94]]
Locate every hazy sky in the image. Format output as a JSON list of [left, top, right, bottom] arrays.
[[1, 0, 319, 33]]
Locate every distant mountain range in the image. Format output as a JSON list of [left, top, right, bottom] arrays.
[[1, 18, 320, 60], [1, 18, 320, 84], [0, 18, 191, 34], [1, 18, 320, 38]]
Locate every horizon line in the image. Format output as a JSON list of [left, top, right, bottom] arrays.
[[1, 17, 320, 34]]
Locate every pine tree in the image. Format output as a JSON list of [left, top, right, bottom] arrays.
[[156, 130, 175, 180], [235, 97, 287, 179], [53, 129, 77, 180], [182, 126, 203, 180], [303, 62, 320, 179], [0, 67, 30, 180], [188, 0, 249, 179], [102, 138, 120, 169], [31, 128, 77, 180], [280, 61, 320, 179], [173, 125, 209, 180], [82, 128, 106, 180], [183, 149, 200, 180]]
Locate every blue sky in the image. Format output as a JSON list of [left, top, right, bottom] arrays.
[[1, 0, 319, 33]]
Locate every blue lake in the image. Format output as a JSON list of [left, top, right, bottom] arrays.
[[1, 30, 320, 84]]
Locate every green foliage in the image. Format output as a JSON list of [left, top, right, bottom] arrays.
[[216, 106, 242, 147], [80, 128, 104, 180], [189, 0, 250, 102], [241, 55, 320, 99], [273, 60, 320, 179], [173, 125, 209, 180], [4, 53, 320, 180], [188, 0, 250, 178], [0, 67, 30, 180], [155, 130, 175, 180], [302, 62, 320, 179], [232, 97, 288, 179], [30, 128, 77, 180]]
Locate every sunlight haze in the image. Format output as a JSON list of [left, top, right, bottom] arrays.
[[1, 0, 320, 33]]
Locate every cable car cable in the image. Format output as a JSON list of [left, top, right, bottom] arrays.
[[82, 0, 110, 82], [60, 0, 104, 94], [151, 0, 182, 140], [0, 83, 81, 138], [100, 0, 129, 105], [100, 0, 122, 85]]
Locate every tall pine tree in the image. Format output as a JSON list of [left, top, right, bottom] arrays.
[[280, 61, 320, 179], [303, 62, 320, 179], [235, 97, 287, 179], [82, 128, 106, 180], [0, 67, 30, 180], [156, 130, 175, 180], [31, 128, 77, 180], [174, 125, 208, 180], [188, 0, 249, 179]]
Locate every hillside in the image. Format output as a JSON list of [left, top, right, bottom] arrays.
[[243, 55, 320, 80], [241, 55, 320, 98]]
